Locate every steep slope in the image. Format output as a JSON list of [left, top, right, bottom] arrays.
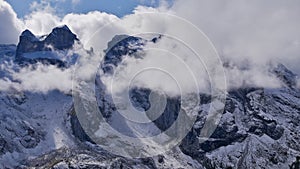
[[180, 86, 300, 168], [98, 35, 300, 168], [0, 29, 299, 169]]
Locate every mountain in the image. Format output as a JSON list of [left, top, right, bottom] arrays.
[[15, 25, 79, 67], [0, 26, 299, 169]]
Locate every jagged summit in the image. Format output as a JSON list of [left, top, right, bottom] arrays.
[[102, 35, 145, 74], [1, 26, 300, 168], [44, 25, 78, 50], [57, 25, 72, 31], [16, 25, 78, 61], [14, 25, 80, 67], [20, 30, 39, 42]]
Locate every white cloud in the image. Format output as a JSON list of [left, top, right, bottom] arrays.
[[23, 12, 60, 36], [0, 45, 99, 93], [0, 0, 118, 44], [62, 11, 119, 46], [0, 0, 299, 94], [0, 63, 72, 93], [0, 0, 22, 44], [170, 0, 300, 79], [29, 0, 55, 12], [14, 63, 73, 93], [71, 0, 80, 5], [101, 33, 214, 96], [0, 1, 119, 93]]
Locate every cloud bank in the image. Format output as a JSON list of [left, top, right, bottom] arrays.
[[0, 63, 73, 93], [0, 0, 22, 44], [0, 0, 299, 94], [170, 0, 300, 88]]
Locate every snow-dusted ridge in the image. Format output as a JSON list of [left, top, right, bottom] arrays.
[[0, 26, 299, 168], [15, 25, 79, 67]]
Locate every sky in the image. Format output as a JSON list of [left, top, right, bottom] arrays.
[[5, 0, 162, 17]]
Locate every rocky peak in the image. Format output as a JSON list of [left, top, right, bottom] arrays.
[[102, 35, 145, 74], [44, 25, 78, 50], [16, 30, 40, 60], [16, 25, 78, 60], [273, 63, 297, 88], [20, 30, 39, 42]]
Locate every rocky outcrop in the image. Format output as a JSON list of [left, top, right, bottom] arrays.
[[43, 25, 78, 50], [17, 147, 158, 169], [273, 64, 297, 88], [102, 35, 145, 73], [179, 86, 300, 168], [15, 25, 78, 65], [0, 32, 300, 169]]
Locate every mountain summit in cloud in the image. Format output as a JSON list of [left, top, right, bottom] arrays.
[[16, 25, 78, 60], [0, 25, 299, 168], [15, 25, 79, 67], [0, 0, 300, 168]]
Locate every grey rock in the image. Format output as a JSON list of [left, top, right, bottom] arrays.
[[15, 25, 78, 65]]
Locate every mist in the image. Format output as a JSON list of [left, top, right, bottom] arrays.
[[0, 0, 299, 94]]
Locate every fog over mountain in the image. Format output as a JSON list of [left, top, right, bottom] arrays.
[[1, 0, 300, 92], [0, 0, 300, 168]]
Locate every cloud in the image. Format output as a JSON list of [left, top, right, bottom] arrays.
[[62, 11, 119, 46], [13, 63, 73, 93], [0, 0, 22, 44], [169, 0, 300, 82], [0, 44, 99, 93], [115, 0, 300, 90], [100, 33, 215, 96], [0, 65, 72, 93], [23, 12, 60, 36], [0, 0, 60, 40], [0, 0, 118, 45], [0, 0, 299, 94], [23, 3, 119, 46], [0, 1, 119, 94], [29, 0, 56, 12], [71, 0, 80, 5]]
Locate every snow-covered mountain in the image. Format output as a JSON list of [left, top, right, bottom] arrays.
[[15, 25, 79, 67], [0, 25, 299, 169]]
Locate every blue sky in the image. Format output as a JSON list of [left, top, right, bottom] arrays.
[[5, 0, 163, 18]]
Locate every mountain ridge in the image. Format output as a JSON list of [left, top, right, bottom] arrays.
[[0, 26, 299, 168]]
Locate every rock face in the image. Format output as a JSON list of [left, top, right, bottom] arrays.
[[101, 34, 162, 73], [102, 35, 145, 73], [180, 85, 300, 168], [70, 108, 95, 143], [0, 32, 300, 168], [97, 35, 300, 168], [83, 35, 300, 168], [43, 25, 78, 50], [273, 63, 297, 88], [15, 25, 78, 66], [0, 44, 16, 58], [15, 30, 39, 58], [18, 147, 158, 169]]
